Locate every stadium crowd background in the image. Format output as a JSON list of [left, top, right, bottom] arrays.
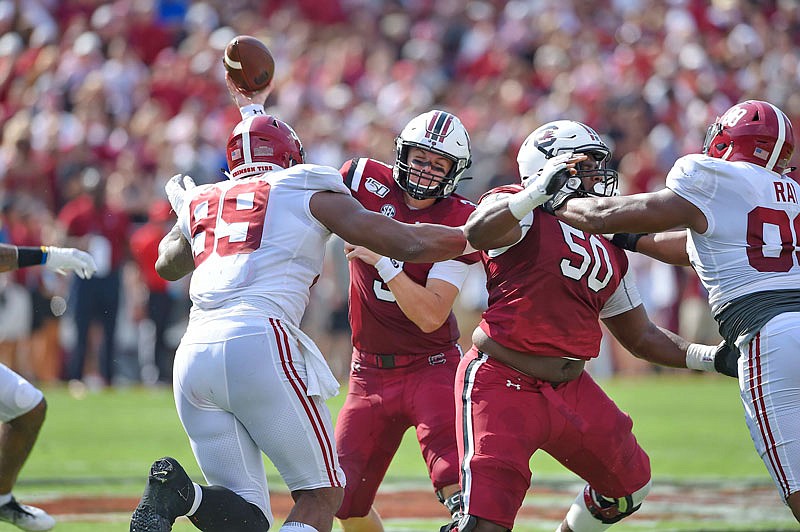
[[0, 0, 798, 389]]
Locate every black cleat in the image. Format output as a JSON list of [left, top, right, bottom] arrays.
[[130, 457, 194, 532]]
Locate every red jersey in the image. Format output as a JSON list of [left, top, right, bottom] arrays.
[[340, 157, 479, 354], [479, 185, 630, 360], [130, 223, 169, 294], [57, 195, 131, 270]]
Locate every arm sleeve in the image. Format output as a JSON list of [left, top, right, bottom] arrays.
[[427, 259, 470, 290], [599, 266, 642, 318]]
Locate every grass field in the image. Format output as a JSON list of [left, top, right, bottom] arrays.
[[13, 372, 798, 531]]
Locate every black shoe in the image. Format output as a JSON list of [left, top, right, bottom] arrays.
[[130, 457, 194, 532]]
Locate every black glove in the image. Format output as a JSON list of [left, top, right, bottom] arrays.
[[544, 167, 572, 195], [714, 341, 739, 378], [542, 189, 579, 215], [610, 233, 648, 252]]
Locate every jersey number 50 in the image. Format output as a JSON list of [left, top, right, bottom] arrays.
[[559, 221, 614, 292], [188, 182, 269, 265]]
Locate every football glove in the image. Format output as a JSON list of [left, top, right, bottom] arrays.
[[714, 341, 739, 378], [165, 174, 197, 216], [44, 247, 97, 279], [509, 152, 574, 220]]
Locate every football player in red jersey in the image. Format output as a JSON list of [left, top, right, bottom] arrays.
[[454, 120, 732, 532], [554, 100, 800, 523], [335, 110, 479, 532]]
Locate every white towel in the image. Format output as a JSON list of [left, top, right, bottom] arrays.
[[280, 321, 340, 400]]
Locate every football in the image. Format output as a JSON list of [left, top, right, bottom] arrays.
[[223, 35, 275, 93]]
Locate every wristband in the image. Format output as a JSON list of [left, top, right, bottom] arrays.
[[375, 256, 403, 283], [239, 104, 266, 119], [610, 233, 648, 252], [686, 343, 716, 371], [508, 187, 548, 220], [17, 246, 47, 268]]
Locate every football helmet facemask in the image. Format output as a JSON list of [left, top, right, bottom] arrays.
[[517, 120, 618, 199], [394, 110, 472, 200], [702, 99, 795, 174], [226, 115, 305, 180]]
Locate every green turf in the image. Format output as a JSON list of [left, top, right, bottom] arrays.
[[11, 373, 796, 530]]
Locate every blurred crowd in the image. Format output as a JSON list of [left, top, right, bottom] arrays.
[[0, 0, 798, 388]]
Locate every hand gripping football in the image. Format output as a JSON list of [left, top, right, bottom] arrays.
[[223, 35, 275, 93]]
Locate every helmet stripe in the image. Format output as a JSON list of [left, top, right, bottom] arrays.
[[242, 117, 254, 164], [426, 111, 453, 143], [765, 101, 786, 172]]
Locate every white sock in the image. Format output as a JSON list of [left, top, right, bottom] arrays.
[[280, 522, 319, 532], [0, 493, 11, 506]]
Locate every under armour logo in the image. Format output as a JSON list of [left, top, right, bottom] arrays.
[[506, 380, 521, 390], [351, 361, 361, 373]]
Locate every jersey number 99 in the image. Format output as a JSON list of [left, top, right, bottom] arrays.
[[188, 182, 270, 265]]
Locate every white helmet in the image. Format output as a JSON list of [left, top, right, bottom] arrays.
[[517, 120, 618, 198], [394, 110, 472, 199]]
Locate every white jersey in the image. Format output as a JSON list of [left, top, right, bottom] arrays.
[[667, 153, 800, 315], [176, 163, 350, 339]]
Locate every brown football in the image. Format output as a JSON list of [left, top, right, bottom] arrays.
[[223, 35, 275, 93]]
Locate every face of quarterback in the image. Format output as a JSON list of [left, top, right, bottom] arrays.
[[405, 147, 455, 194]]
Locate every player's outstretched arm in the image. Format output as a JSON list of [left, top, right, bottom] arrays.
[[310, 191, 467, 263], [556, 188, 705, 235], [0, 243, 97, 278], [629, 231, 691, 266], [602, 304, 736, 377], [463, 192, 525, 251], [156, 224, 195, 281]]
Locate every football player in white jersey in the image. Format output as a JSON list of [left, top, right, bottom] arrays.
[[129, 110, 469, 532], [0, 243, 95, 532], [553, 99, 800, 523]]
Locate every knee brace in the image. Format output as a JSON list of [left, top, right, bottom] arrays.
[[567, 480, 651, 530]]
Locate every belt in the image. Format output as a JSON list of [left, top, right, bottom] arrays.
[[373, 352, 448, 369]]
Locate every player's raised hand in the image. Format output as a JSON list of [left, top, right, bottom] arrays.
[[226, 72, 272, 110], [44, 247, 98, 279], [165, 174, 197, 216], [509, 153, 587, 220]]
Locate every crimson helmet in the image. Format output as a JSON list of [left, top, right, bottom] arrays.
[[393, 110, 471, 200], [225, 115, 305, 180], [702, 100, 795, 174]]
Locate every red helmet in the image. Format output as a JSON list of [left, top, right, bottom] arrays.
[[226, 115, 305, 180], [702, 100, 794, 174]]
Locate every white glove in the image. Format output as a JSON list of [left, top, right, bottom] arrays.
[[509, 152, 574, 220], [165, 174, 197, 216], [45, 247, 98, 279]]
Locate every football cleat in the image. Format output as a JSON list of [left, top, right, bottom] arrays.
[[0, 497, 55, 531], [130, 457, 194, 532]]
